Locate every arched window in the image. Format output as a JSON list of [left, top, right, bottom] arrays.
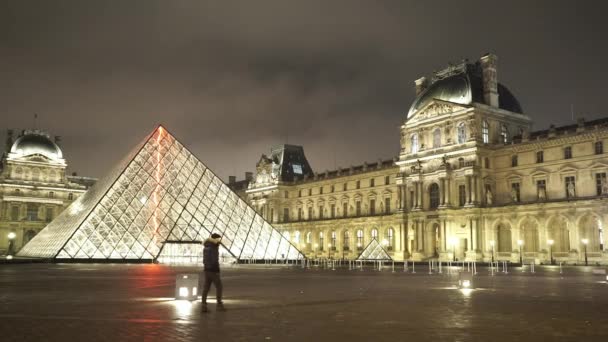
[[457, 123, 466, 144], [331, 231, 336, 250], [411, 134, 419, 154], [500, 124, 509, 143], [386, 228, 394, 250], [371, 228, 378, 240], [482, 120, 489, 143], [356, 229, 364, 249], [343, 231, 350, 250], [294, 231, 301, 244], [433, 128, 441, 148], [429, 183, 440, 209], [306, 232, 311, 244]]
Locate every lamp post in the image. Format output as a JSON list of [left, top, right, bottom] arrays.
[[547, 239, 554, 265], [490, 240, 495, 263], [582, 238, 589, 266], [517, 239, 523, 265], [7, 232, 16, 256], [328, 243, 332, 260]]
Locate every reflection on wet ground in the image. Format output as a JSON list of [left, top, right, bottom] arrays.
[[0, 263, 607, 341]]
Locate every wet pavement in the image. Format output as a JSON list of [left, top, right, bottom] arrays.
[[1, 262, 607, 341]]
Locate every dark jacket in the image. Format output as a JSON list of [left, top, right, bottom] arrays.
[[203, 238, 220, 273]]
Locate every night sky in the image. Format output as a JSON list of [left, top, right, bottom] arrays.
[[2, 1, 607, 180]]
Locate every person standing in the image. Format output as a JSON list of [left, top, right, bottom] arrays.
[[201, 233, 225, 313]]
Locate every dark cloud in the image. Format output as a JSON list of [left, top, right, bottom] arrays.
[[1, 0, 607, 179]]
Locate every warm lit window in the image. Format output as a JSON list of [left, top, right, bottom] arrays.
[[371, 229, 378, 240], [386, 228, 394, 250], [482, 120, 489, 143], [356, 229, 364, 249]]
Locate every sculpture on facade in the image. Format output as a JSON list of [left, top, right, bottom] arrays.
[[538, 187, 547, 201], [486, 188, 493, 205], [511, 188, 518, 202], [567, 182, 576, 198], [602, 179, 608, 195]]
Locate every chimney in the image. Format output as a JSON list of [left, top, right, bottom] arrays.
[[480, 53, 499, 107], [228, 176, 236, 184], [245, 172, 253, 181], [414, 76, 428, 96]]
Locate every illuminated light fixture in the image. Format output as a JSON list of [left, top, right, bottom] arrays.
[[8, 232, 16, 240], [175, 273, 199, 300], [6, 255, 13, 260], [458, 271, 474, 289]]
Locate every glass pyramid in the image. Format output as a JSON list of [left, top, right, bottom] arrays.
[[356, 239, 392, 261], [18, 126, 304, 261]]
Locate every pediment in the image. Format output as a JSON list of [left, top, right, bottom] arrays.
[[409, 99, 470, 121], [558, 164, 578, 174], [588, 161, 608, 170], [505, 172, 524, 180], [530, 168, 551, 178]]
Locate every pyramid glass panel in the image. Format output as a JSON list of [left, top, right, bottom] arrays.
[[18, 125, 303, 262], [356, 239, 392, 261]]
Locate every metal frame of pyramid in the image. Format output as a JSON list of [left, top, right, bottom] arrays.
[[18, 125, 304, 262], [356, 238, 392, 261]]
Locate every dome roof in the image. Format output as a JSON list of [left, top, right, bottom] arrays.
[[10, 131, 63, 161], [407, 65, 523, 119]]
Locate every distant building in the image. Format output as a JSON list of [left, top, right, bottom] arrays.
[[240, 54, 608, 265], [0, 129, 96, 255]]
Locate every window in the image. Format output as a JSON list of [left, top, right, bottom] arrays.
[[595, 141, 604, 155], [298, 208, 303, 221], [331, 204, 336, 218], [537, 180, 546, 199], [370, 178, 375, 187], [355, 201, 361, 216], [298, 190, 302, 197], [308, 207, 313, 220], [458, 185, 466, 206], [482, 120, 489, 143], [331, 185, 335, 193], [356, 180, 360, 189], [500, 124, 509, 143], [371, 229, 378, 240], [457, 123, 466, 144], [511, 155, 518, 167], [320, 187, 324, 195], [386, 228, 394, 250], [306, 232, 311, 244], [318, 206, 323, 219], [458, 158, 465, 168], [284, 191, 288, 199], [283, 208, 289, 222], [343, 183, 347, 191], [26, 204, 38, 221], [433, 128, 441, 148], [564, 146, 572, 159], [429, 183, 440, 209], [356, 229, 364, 249], [48, 191, 54, 198], [511, 183, 520, 202], [384, 197, 391, 214], [45, 207, 53, 222], [343, 202, 348, 217], [370, 199, 376, 215], [565, 176, 576, 198], [330, 231, 336, 250], [536, 151, 544, 163], [385, 176, 390, 185], [484, 157, 490, 169], [319, 232, 324, 251], [411, 134, 419, 153], [343, 231, 350, 250], [308, 188, 312, 196], [11, 206, 19, 221], [596, 173, 606, 196]]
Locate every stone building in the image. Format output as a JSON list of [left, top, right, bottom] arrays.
[[235, 54, 608, 265], [0, 129, 95, 255]]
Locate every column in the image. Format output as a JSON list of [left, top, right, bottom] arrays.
[[471, 218, 478, 251], [442, 220, 447, 251], [445, 178, 451, 206], [417, 182, 423, 209], [397, 185, 403, 210], [466, 176, 472, 205], [439, 178, 446, 206], [471, 176, 477, 204]]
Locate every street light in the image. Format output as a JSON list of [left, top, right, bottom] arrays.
[[328, 243, 332, 260], [582, 238, 589, 266], [490, 240, 495, 263], [517, 239, 524, 265], [7, 232, 16, 256], [547, 239, 554, 265]]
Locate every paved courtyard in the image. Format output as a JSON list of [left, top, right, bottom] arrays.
[[1, 262, 607, 341]]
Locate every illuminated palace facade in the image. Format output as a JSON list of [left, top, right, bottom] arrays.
[[0, 129, 95, 255], [238, 54, 608, 265]]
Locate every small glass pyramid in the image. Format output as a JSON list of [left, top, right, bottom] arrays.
[[356, 239, 392, 261], [18, 126, 304, 261]]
